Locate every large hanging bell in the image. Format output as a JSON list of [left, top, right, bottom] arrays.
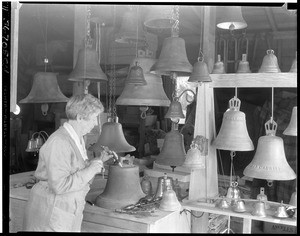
[[211, 54, 226, 74], [236, 54, 251, 73], [115, 9, 146, 45], [125, 62, 147, 86], [19, 72, 69, 104], [258, 49, 281, 73], [283, 106, 297, 136], [188, 57, 212, 83], [95, 164, 145, 209], [216, 6, 247, 30], [116, 57, 170, 107], [68, 47, 108, 82], [243, 120, 296, 181], [143, 5, 175, 33], [289, 52, 297, 73], [90, 119, 136, 154], [213, 97, 254, 151], [155, 129, 186, 167], [159, 189, 181, 211], [150, 36, 193, 76]]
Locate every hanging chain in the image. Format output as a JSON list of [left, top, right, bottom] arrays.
[[171, 72, 178, 101], [171, 5, 180, 37], [198, 6, 204, 61], [85, 5, 92, 48], [112, 5, 117, 120]]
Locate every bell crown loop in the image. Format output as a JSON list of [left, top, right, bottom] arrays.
[[229, 97, 241, 111], [265, 119, 277, 136]]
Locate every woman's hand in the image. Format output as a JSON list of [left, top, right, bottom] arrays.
[[98, 150, 114, 163], [89, 158, 104, 174]]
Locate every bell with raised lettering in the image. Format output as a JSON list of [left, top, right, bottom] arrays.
[[213, 97, 254, 151], [243, 119, 296, 181]]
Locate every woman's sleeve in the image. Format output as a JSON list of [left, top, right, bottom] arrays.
[[44, 137, 98, 194]]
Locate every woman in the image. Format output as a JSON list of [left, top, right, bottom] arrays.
[[23, 94, 113, 232]]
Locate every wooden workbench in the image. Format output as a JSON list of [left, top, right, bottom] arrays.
[[9, 171, 191, 233]]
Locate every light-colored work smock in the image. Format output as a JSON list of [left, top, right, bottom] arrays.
[[23, 125, 98, 232]]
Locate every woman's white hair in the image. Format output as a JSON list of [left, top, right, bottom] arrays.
[[65, 94, 104, 120]]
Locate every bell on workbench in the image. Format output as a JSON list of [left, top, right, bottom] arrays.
[[95, 164, 145, 209]]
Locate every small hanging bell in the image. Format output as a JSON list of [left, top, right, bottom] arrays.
[[258, 49, 281, 73], [25, 138, 38, 152], [125, 62, 147, 86], [188, 57, 212, 83], [165, 99, 185, 120], [182, 142, 205, 169], [236, 54, 251, 73], [211, 54, 226, 74], [274, 201, 289, 218]]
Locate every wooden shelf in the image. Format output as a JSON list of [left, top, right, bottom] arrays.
[[182, 199, 297, 233], [210, 73, 297, 88]]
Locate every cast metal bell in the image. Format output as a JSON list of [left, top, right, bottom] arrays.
[[125, 62, 147, 86], [258, 49, 281, 73], [165, 100, 185, 120], [150, 36, 193, 76], [95, 164, 145, 209], [143, 5, 175, 33], [159, 189, 181, 211], [182, 143, 205, 169], [90, 119, 136, 154], [68, 47, 108, 82], [217, 196, 230, 209], [188, 57, 212, 83], [283, 106, 297, 136], [252, 200, 267, 217], [153, 173, 174, 200], [233, 200, 246, 213], [289, 52, 297, 73], [19, 72, 69, 104], [155, 129, 186, 167], [256, 187, 270, 209], [115, 9, 146, 45], [226, 181, 242, 205], [274, 201, 289, 218], [211, 54, 226, 74], [213, 97, 254, 151], [243, 119, 297, 181], [116, 57, 170, 107], [25, 138, 38, 152], [236, 54, 251, 73]]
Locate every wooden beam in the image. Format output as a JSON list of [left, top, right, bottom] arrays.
[[210, 73, 297, 88]]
